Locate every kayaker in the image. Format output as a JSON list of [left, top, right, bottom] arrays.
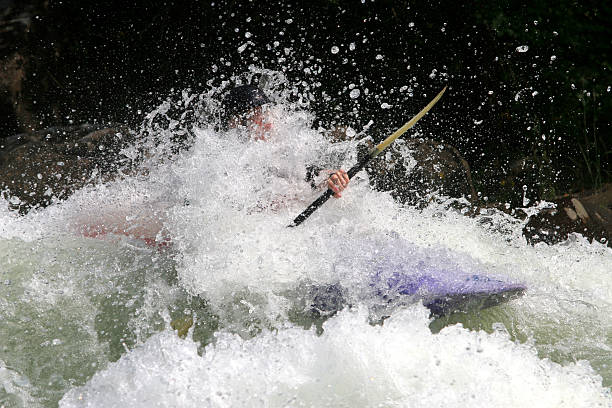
[[77, 83, 351, 247], [222, 83, 350, 198]]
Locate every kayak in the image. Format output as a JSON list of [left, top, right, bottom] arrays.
[[77, 212, 526, 317], [371, 269, 526, 317], [307, 268, 526, 318]]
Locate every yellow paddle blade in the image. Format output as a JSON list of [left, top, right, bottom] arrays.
[[374, 85, 447, 154]]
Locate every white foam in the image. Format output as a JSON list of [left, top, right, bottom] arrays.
[[60, 306, 610, 408]]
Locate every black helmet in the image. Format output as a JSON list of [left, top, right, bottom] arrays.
[[221, 84, 271, 123]]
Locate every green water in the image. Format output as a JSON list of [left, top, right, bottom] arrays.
[[0, 236, 610, 406]]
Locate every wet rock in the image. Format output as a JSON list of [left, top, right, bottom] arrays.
[[359, 137, 477, 206], [0, 1, 35, 55], [0, 123, 135, 212], [0, 1, 40, 133], [0, 52, 37, 132], [523, 184, 612, 247]]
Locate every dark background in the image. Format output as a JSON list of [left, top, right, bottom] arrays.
[[1, 0, 610, 206]]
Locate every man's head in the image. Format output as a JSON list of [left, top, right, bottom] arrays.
[[222, 84, 271, 118], [222, 84, 274, 140]]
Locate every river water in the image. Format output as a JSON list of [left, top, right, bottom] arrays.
[[0, 86, 610, 407]]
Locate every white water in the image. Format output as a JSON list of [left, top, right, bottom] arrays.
[[0, 83, 610, 407], [60, 307, 607, 408]]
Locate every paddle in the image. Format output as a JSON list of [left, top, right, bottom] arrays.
[[288, 85, 447, 227]]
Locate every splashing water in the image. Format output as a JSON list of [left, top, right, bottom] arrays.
[[0, 78, 610, 407], [60, 307, 608, 408]]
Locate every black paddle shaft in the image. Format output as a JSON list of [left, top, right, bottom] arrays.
[[288, 154, 371, 227], [288, 86, 447, 228]]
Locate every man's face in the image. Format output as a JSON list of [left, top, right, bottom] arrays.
[[231, 105, 273, 141]]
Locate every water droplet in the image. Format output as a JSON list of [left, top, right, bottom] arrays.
[[331, 46, 339, 54], [350, 89, 361, 99], [516, 45, 529, 53]]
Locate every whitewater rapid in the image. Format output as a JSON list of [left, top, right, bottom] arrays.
[[0, 92, 610, 407]]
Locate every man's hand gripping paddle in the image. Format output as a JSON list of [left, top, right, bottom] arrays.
[[289, 86, 447, 227]]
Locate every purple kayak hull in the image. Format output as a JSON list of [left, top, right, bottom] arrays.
[[371, 269, 526, 316], [307, 270, 525, 319]]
